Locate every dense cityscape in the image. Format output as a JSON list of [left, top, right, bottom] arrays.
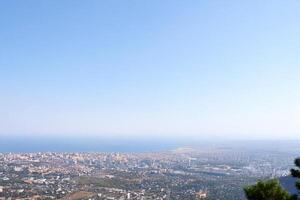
[[1, 144, 298, 200]]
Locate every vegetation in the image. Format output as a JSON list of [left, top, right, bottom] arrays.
[[77, 176, 138, 189], [291, 157, 300, 198], [244, 179, 296, 200], [244, 157, 300, 200]]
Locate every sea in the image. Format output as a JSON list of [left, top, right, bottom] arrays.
[[1, 136, 300, 154]]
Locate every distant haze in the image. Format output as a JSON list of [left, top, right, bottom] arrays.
[[1, 1, 300, 140]]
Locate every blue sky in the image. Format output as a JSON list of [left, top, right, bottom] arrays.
[[1, 0, 300, 140]]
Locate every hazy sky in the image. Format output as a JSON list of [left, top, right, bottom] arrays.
[[1, 0, 300, 140]]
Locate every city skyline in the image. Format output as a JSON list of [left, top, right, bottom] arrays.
[[1, 0, 300, 140]]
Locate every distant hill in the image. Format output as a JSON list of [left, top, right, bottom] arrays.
[[279, 176, 300, 196]]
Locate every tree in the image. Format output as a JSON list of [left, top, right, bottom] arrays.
[[244, 179, 296, 200], [291, 157, 300, 197]]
